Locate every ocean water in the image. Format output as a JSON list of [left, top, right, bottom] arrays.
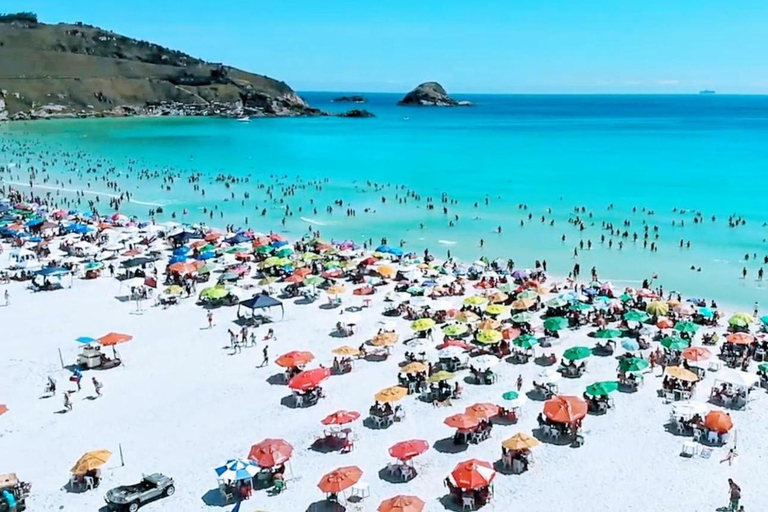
[[2, 93, 768, 307]]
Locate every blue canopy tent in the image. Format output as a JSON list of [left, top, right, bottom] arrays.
[[237, 293, 284, 322]]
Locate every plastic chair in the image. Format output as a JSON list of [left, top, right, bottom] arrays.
[[681, 441, 698, 457], [84, 476, 95, 491], [462, 496, 475, 510]]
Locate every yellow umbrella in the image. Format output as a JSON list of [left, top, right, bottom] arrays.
[[375, 386, 408, 403], [332, 345, 360, 356], [647, 301, 669, 316], [371, 332, 399, 346], [411, 318, 436, 332], [164, 285, 184, 296], [428, 370, 456, 383], [463, 296, 488, 306], [401, 362, 428, 374], [71, 450, 111, 475], [485, 304, 509, 316], [326, 284, 346, 295], [476, 329, 503, 344], [665, 366, 699, 382], [502, 433, 541, 451], [511, 297, 535, 310], [376, 265, 396, 278]]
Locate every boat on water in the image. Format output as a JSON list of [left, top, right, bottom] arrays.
[[699, 90, 716, 95], [237, 116, 251, 122]]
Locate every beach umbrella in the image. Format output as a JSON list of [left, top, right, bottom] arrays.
[[275, 351, 314, 368], [502, 433, 541, 451], [543, 317, 568, 331], [375, 386, 408, 403], [410, 318, 436, 332], [248, 439, 293, 468], [200, 286, 229, 300], [332, 345, 360, 356], [674, 303, 695, 316], [317, 466, 362, 494], [513, 333, 539, 349], [543, 395, 588, 424], [388, 440, 429, 461], [759, 363, 768, 373], [0, 404, 7, 416], [661, 336, 689, 351], [619, 357, 649, 373], [485, 304, 509, 316], [511, 312, 535, 324], [463, 296, 488, 307], [563, 346, 591, 361], [569, 302, 593, 312], [501, 390, 528, 408], [288, 368, 331, 391], [71, 450, 111, 475], [761, 315, 768, 325], [511, 297, 535, 310], [378, 495, 425, 512], [656, 317, 674, 329], [621, 339, 640, 351], [487, 292, 509, 304], [444, 413, 481, 430], [624, 310, 649, 323], [717, 369, 759, 387], [450, 459, 496, 490], [437, 345, 466, 359], [674, 321, 700, 334], [646, 301, 669, 316], [699, 307, 715, 318], [585, 381, 619, 396], [476, 329, 503, 345], [75, 336, 97, 344], [725, 333, 754, 345], [729, 312, 754, 327], [98, 332, 132, 347], [456, 311, 480, 323], [619, 293, 634, 302], [401, 362, 428, 374], [672, 401, 709, 420], [428, 371, 456, 383], [258, 276, 279, 285], [442, 323, 469, 337], [546, 297, 567, 308], [326, 284, 346, 295], [163, 285, 184, 296], [371, 332, 399, 347], [321, 410, 361, 426], [704, 411, 733, 434], [471, 355, 500, 370], [304, 275, 325, 287], [682, 346, 712, 362], [215, 458, 259, 481], [465, 403, 500, 420], [665, 366, 699, 382]]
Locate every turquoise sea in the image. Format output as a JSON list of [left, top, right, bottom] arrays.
[[2, 93, 768, 307]]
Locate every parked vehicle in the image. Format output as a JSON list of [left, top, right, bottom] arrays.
[[104, 473, 174, 512]]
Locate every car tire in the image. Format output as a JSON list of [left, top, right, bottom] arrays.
[[128, 502, 140, 512], [165, 485, 175, 497]]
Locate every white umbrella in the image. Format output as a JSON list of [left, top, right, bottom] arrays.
[[471, 355, 500, 370], [432, 299, 452, 311], [409, 296, 430, 308], [339, 312, 361, 325], [717, 369, 759, 388], [672, 401, 708, 421], [505, 393, 528, 408], [385, 291, 410, 303], [438, 346, 466, 359], [378, 320, 396, 332]]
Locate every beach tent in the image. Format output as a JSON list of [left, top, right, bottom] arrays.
[[238, 293, 284, 319], [121, 257, 155, 268]]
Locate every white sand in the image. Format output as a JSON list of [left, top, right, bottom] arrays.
[[0, 250, 765, 512]]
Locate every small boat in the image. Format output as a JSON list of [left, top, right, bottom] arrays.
[[237, 116, 251, 123]]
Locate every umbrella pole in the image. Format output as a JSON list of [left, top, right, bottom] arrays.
[[119, 443, 125, 466]]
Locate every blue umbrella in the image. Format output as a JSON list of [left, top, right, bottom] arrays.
[[169, 255, 187, 264], [173, 246, 190, 256], [197, 252, 216, 260], [698, 307, 715, 318], [621, 339, 640, 351], [214, 459, 259, 482], [226, 234, 250, 244], [271, 240, 289, 248], [37, 267, 69, 277], [76, 337, 97, 344]]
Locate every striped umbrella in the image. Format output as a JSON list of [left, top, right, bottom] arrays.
[[214, 458, 259, 481]]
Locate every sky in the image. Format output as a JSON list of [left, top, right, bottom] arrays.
[[12, 0, 768, 93]]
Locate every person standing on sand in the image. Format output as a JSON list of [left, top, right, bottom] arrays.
[[728, 479, 741, 510], [516, 374, 523, 392], [63, 391, 72, 412], [207, 311, 214, 329], [260, 345, 269, 367], [92, 377, 103, 397], [4, 290, 8, 306]]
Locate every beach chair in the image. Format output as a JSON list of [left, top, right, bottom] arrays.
[[462, 496, 476, 511]]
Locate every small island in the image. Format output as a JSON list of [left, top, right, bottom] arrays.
[[332, 95, 367, 103], [397, 82, 472, 107], [337, 109, 375, 118]]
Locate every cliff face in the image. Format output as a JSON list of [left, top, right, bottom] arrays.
[[397, 82, 471, 107], [0, 19, 319, 120]]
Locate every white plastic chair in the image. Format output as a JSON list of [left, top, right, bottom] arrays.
[[462, 496, 475, 510]]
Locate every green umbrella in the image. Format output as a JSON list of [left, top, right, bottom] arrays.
[[304, 275, 325, 286], [502, 390, 521, 401], [517, 289, 539, 300], [464, 295, 488, 306], [255, 246, 273, 254], [260, 257, 280, 268], [674, 321, 699, 334], [476, 329, 503, 344], [411, 318, 436, 332], [661, 336, 690, 351], [543, 317, 569, 331], [569, 302, 593, 312], [200, 286, 228, 300], [619, 293, 634, 302], [275, 248, 293, 258], [619, 357, 649, 373], [728, 313, 753, 327], [512, 334, 539, 349], [758, 363, 768, 373], [698, 307, 715, 319], [586, 381, 619, 396], [594, 328, 622, 339], [497, 283, 517, 294], [761, 315, 768, 325], [485, 304, 509, 316], [623, 310, 649, 323], [442, 323, 469, 337], [546, 297, 568, 308], [563, 346, 591, 360], [84, 261, 104, 271], [406, 286, 425, 295], [511, 312, 535, 324], [301, 252, 321, 260]]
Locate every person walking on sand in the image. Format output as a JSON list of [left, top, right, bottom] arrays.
[[4, 290, 8, 306], [720, 447, 738, 466], [92, 377, 103, 397], [516, 374, 523, 392], [207, 311, 214, 329], [63, 391, 72, 412], [728, 479, 741, 511], [260, 345, 269, 367]]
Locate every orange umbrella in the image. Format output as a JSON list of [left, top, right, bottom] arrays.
[[378, 495, 425, 512], [248, 439, 293, 468], [388, 440, 429, 461], [318, 466, 363, 494], [99, 332, 132, 346], [656, 318, 674, 329], [450, 459, 496, 490], [0, 404, 7, 416], [726, 333, 754, 345], [465, 403, 500, 420], [682, 346, 712, 362], [543, 395, 588, 424], [704, 411, 733, 434], [288, 368, 331, 391], [204, 232, 222, 242], [276, 351, 315, 368], [283, 273, 304, 284], [321, 410, 361, 426], [444, 413, 481, 430]]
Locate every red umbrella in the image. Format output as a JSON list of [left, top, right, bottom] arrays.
[[543, 395, 588, 424], [276, 351, 315, 368], [444, 413, 481, 430], [248, 439, 293, 468], [704, 411, 733, 434], [450, 459, 496, 490], [288, 368, 331, 391], [682, 346, 712, 362], [283, 274, 304, 284], [99, 332, 133, 347], [378, 495, 425, 512], [388, 440, 429, 461], [656, 318, 674, 329], [0, 404, 7, 416], [465, 403, 500, 420], [726, 333, 754, 345], [321, 410, 361, 426], [317, 466, 362, 493]]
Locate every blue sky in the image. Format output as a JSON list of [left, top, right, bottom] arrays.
[[14, 0, 768, 93]]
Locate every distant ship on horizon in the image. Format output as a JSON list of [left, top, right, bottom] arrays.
[[699, 90, 716, 95]]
